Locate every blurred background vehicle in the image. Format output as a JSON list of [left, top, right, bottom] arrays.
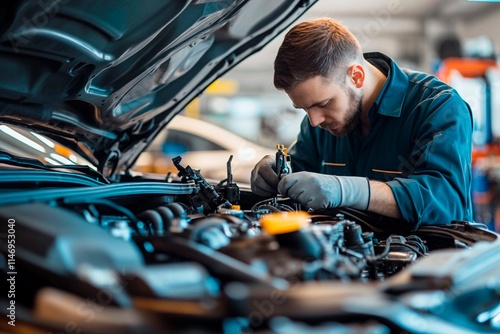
[[133, 115, 276, 184]]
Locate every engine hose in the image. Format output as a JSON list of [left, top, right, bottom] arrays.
[[165, 202, 189, 233], [155, 206, 174, 234], [166, 202, 187, 218], [137, 210, 164, 236]]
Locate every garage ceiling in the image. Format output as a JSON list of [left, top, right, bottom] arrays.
[[223, 0, 499, 94]]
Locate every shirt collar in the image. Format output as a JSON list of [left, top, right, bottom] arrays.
[[364, 52, 409, 117]]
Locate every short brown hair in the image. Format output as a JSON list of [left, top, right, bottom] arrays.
[[274, 18, 362, 90]]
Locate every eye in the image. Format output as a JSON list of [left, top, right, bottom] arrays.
[[318, 100, 330, 108]]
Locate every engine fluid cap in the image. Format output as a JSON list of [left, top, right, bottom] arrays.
[[260, 211, 310, 234]]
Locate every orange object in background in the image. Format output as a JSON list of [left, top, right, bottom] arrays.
[[437, 58, 500, 231], [472, 143, 500, 231], [436, 58, 497, 83], [472, 143, 500, 165]]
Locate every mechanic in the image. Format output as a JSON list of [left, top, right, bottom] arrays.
[[251, 18, 473, 229]]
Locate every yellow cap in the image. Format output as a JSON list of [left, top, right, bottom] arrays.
[[260, 211, 310, 235], [231, 205, 241, 210]]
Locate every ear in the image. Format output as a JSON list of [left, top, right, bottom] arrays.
[[348, 64, 365, 88]]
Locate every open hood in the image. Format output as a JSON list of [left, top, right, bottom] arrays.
[[0, 0, 317, 177]]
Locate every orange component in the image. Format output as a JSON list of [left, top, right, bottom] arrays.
[[260, 211, 310, 235]]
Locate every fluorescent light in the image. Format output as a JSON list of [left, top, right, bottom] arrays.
[[50, 153, 74, 165], [31, 132, 55, 148], [44, 157, 61, 165], [0, 125, 46, 153]]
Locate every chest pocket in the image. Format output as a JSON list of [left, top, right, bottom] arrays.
[[321, 161, 350, 176]]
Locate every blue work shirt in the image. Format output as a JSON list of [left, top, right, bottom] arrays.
[[289, 52, 473, 229]]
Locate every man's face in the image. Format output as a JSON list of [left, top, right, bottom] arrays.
[[287, 75, 363, 136]]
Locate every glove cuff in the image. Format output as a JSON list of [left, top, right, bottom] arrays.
[[335, 176, 371, 210]]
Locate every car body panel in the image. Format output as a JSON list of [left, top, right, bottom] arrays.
[[0, 0, 316, 176]]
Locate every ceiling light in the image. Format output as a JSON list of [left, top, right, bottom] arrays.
[[0, 125, 46, 153]]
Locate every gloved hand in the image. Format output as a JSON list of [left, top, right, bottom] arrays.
[[251, 155, 279, 196], [278, 171, 371, 210]]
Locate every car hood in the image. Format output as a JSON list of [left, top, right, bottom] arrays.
[[0, 0, 317, 177]]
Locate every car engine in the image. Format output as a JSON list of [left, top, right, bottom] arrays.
[[1, 155, 499, 334]]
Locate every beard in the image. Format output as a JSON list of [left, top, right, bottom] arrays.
[[321, 87, 363, 137]]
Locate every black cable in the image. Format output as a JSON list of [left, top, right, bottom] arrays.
[[389, 242, 428, 257], [405, 235, 429, 254], [366, 241, 392, 263], [251, 198, 274, 211], [277, 203, 294, 211], [251, 197, 296, 212], [366, 238, 427, 264]]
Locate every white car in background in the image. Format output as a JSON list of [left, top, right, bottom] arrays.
[[134, 115, 276, 184]]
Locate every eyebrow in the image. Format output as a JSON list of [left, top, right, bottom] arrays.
[[294, 98, 330, 110]]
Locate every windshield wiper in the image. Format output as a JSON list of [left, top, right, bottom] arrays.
[[0, 151, 109, 184]]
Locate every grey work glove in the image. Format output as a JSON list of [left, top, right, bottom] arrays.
[[278, 172, 371, 211], [251, 155, 279, 196]]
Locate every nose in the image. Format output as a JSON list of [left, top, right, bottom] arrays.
[[306, 110, 324, 127]]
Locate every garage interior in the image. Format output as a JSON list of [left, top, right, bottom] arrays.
[[189, 0, 500, 232]]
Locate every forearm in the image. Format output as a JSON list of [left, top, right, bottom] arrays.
[[367, 180, 401, 219]]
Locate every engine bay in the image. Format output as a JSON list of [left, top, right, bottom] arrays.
[[1, 155, 499, 334]]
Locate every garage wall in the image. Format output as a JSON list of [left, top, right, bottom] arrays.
[[456, 7, 500, 59]]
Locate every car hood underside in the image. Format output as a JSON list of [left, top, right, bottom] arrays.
[[0, 0, 316, 176]]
